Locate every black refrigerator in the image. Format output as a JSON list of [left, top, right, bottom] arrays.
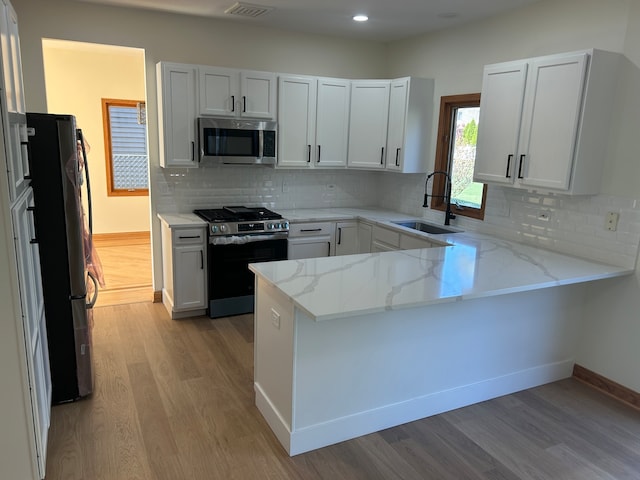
[[26, 112, 98, 404]]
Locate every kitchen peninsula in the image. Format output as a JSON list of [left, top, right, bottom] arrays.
[[249, 209, 632, 455]]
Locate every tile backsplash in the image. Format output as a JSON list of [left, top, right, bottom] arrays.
[[155, 165, 640, 269], [154, 164, 379, 212], [379, 173, 640, 269]]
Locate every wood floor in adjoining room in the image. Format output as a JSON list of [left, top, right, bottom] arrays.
[[45, 302, 640, 480], [92, 233, 153, 307]]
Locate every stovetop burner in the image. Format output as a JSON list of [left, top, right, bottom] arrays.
[[194, 206, 282, 223]]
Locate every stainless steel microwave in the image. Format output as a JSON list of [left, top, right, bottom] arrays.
[[197, 117, 277, 165]]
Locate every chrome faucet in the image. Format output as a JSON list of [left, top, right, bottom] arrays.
[[423, 170, 456, 226]]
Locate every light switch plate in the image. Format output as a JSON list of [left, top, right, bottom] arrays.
[[605, 212, 619, 231]]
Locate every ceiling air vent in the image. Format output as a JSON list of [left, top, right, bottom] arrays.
[[224, 2, 273, 18]]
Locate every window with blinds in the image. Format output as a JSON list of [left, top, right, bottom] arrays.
[[102, 98, 149, 196]]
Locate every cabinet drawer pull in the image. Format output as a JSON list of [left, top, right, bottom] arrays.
[[518, 154, 525, 179], [179, 235, 201, 239], [307, 145, 311, 163], [300, 228, 322, 233], [506, 154, 513, 178], [380, 147, 385, 165], [231, 95, 235, 112]]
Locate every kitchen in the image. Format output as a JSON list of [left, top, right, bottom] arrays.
[[2, 0, 640, 478]]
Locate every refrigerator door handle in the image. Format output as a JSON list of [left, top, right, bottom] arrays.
[[77, 129, 93, 236], [86, 271, 99, 308]]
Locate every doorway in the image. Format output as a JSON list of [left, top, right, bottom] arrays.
[[41, 39, 151, 306]]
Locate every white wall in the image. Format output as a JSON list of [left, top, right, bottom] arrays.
[[42, 39, 149, 234]]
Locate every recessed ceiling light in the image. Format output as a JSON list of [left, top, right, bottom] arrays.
[[353, 14, 369, 22]]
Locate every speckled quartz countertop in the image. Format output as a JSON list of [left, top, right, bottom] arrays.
[[250, 208, 633, 321]]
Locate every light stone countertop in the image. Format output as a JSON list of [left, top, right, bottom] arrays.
[[157, 212, 207, 228], [250, 208, 633, 321]]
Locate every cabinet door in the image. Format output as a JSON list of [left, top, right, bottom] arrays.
[[517, 53, 588, 191], [173, 244, 206, 310], [11, 187, 50, 475], [358, 222, 372, 253], [474, 61, 528, 185], [6, 113, 30, 201], [157, 63, 198, 167], [386, 78, 408, 171], [199, 66, 239, 116], [315, 78, 350, 167], [335, 222, 359, 256], [277, 76, 316, 167], [240, 70, 276, 119], [347, 80, 390, 169], [399, 234, 434, 250], [0, 0, 24, 113]]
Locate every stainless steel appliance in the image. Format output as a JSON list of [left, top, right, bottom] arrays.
[[194, 206, 288, 318], [26, 113, 98, 404], [197, 117, 277, 165]]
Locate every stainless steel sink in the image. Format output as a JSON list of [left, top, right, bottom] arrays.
[[392, 220, 459, 235]]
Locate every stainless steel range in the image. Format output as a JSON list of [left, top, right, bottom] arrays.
[[194, 206, 289, 318]]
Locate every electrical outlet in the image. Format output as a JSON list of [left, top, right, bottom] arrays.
[[605, 212, 619, 231], [271, 308, 280, 329]]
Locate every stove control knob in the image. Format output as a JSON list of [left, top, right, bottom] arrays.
[[220, 224, 227, 233], [211, 225, 218, 234], [283, 221, 289, 229], [268, 223, 275, 230]]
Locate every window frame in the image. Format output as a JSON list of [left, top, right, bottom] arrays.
[[101, 98, 149, 197], [431, 93, 486, 221]]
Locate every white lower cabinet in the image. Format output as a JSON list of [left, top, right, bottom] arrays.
[[334, 221, 359, 256], [11, 186, 50, 478], [357, 222, 372, 253], [287, 221, 335, 259], [160, 221, 207, 318]]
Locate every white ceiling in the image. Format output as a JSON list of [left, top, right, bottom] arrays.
[[74, 0, 543, 42]]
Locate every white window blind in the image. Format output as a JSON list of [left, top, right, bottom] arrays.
[[108, 105, 148, 190]]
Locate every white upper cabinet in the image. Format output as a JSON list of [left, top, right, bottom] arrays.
[[277, 75, 317, 167], [277, 75, 350, 168], [474, 49, 621, 195], [157, 62, 198, 168], [315, 77, 351, 167], [347, 80, 390, 170], [385, 77, 434, 173], [199, 66, 276, 119]]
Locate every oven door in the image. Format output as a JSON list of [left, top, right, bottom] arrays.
[[208, 237, 287, 318]]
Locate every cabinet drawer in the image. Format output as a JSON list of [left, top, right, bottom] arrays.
[[399, 234, 433, 250], [172, 228, 206, 245], [372, 225, 400, 247], [289, 222, 335, 237]]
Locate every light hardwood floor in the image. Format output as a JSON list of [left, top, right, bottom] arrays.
[[92, 233, 153, 307], [45, 302, 640, 480]]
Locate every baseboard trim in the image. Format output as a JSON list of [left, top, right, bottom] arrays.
[[93, 231, 150, 247], [573, 364, 640, 411], [153, 291, 162, 303]]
